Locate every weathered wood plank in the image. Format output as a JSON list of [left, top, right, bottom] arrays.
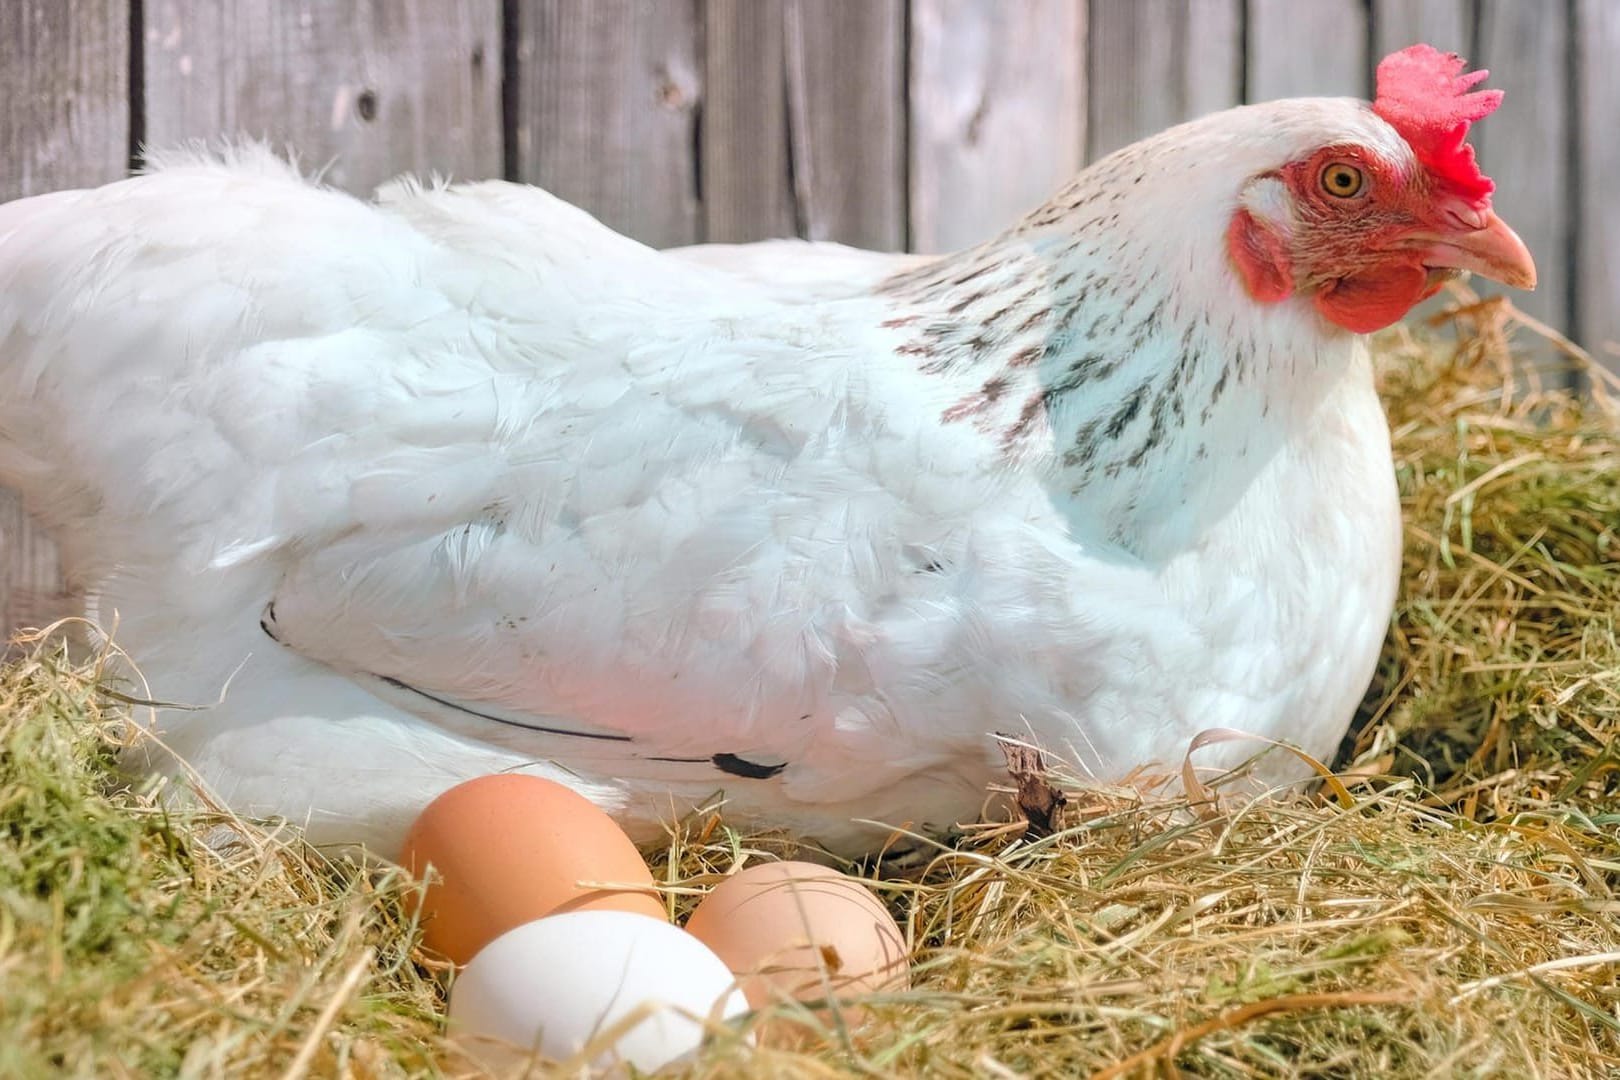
[[1371, 0, 1472, 60], [1577, 0, 1619, 366], [1087, 0, 1242, 161], [702, 0, 796, 242], [0, 0, 127, 638], [783, 0, 905, 250], [144, 1, 501, 196], [1471, 0, 1568, 330], [703, 0, 905, 250], [0, 0, 129, 201], [1247, 0, 1370, 102], [514, 0, 701, 249], [910, 0, 1085, 253]]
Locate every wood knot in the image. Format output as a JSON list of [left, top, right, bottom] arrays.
[[656, 66, 698, 111]]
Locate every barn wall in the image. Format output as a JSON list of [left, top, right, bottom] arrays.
[[0, 0, 1608, 637]]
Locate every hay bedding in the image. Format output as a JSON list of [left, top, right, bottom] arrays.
[[1, 298, 1617, 1078]]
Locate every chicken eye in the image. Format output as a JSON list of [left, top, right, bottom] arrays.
[[1320, 163, 1365, 199]]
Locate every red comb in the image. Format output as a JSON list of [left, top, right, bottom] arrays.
[[1373, 44, 1503, 209]]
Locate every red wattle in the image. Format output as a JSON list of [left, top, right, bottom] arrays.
[[1313, 263, 1431, 334]]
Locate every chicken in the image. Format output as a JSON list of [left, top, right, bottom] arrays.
[[0, 46, 1534, 856]]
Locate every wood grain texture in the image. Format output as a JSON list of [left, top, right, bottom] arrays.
[[910, 0, 1086, 253], [1247, 0, 1370, 101], [513, 0, 701, 249], [143, 0, 500, 195], [702, 0, 907, 248], [783, 0, 905, 250], [0, 0, 129, 201], [0, 0, 127, 638], [1371, 0, 1472, 59], [702, 0, 796, 242], [1472, 0, 1568, 329], [1087, 0, 1242, 160], [1577, 0, 1619, 366]]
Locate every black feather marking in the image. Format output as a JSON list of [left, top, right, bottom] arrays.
[[1062, 418, 1104, 467], [1203, 364, 1232, 423], [711, 753, 787, 779], [259, 601, 284, 644], [377, 675, 633, 742], [950, 262, 994, 288], [1104, 384, 1148, 439]]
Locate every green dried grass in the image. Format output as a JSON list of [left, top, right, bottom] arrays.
[[2, 297, 1617, 1078], [0, 651, 450, 1077]]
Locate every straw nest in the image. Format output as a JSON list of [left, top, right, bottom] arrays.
[[2, 294, 1616, 1078]]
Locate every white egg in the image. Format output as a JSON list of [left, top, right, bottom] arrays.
[[447, 910, 750, 1072]]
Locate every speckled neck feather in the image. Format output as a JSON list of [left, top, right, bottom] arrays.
[[876, 131, 1357, 559]]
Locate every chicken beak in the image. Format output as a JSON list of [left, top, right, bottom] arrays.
[[1419, 210, 1537, 290]]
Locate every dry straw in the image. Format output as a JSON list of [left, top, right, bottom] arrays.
[[1, 292, 1616, 1077]]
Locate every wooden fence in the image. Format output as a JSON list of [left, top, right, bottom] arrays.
[[0, 0, 1614, 635]]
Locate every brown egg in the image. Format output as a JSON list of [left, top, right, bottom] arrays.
[[683, 861, 909, 1011], [402, 774, 664, 966]]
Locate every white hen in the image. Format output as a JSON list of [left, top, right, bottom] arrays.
[[0, 46, 1533, 856]]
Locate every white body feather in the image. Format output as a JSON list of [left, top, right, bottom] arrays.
[[0, 104, 1401, 856]]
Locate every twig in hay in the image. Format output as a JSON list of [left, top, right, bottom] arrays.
[[1179, 727, 1355, 816], [277, 946, 375, 1080], [994, 734, 1068, 837], [1088, 991, 1410, 1079], [1451, 950, 1620, 1003]]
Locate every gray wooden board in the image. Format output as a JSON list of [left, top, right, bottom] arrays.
[[1577, 0, 1619, 368], [1247, 0, 1371, 101], [0, 0, 128, 638], [702, 0, 909, 249], [143, 0, 501, 196], [1087, 0, 1242, 160], [909, 0, 1086, 253], [782, 0, 905, 250], [0, 0, 129, 201], [514, 0, 702, 249], [702, 0, 796, 242], [1372, 0, 1472, 60], [1472, 0, 1568, 332]]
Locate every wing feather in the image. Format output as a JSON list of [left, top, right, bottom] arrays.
[[0, 150, 1203, 814]]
